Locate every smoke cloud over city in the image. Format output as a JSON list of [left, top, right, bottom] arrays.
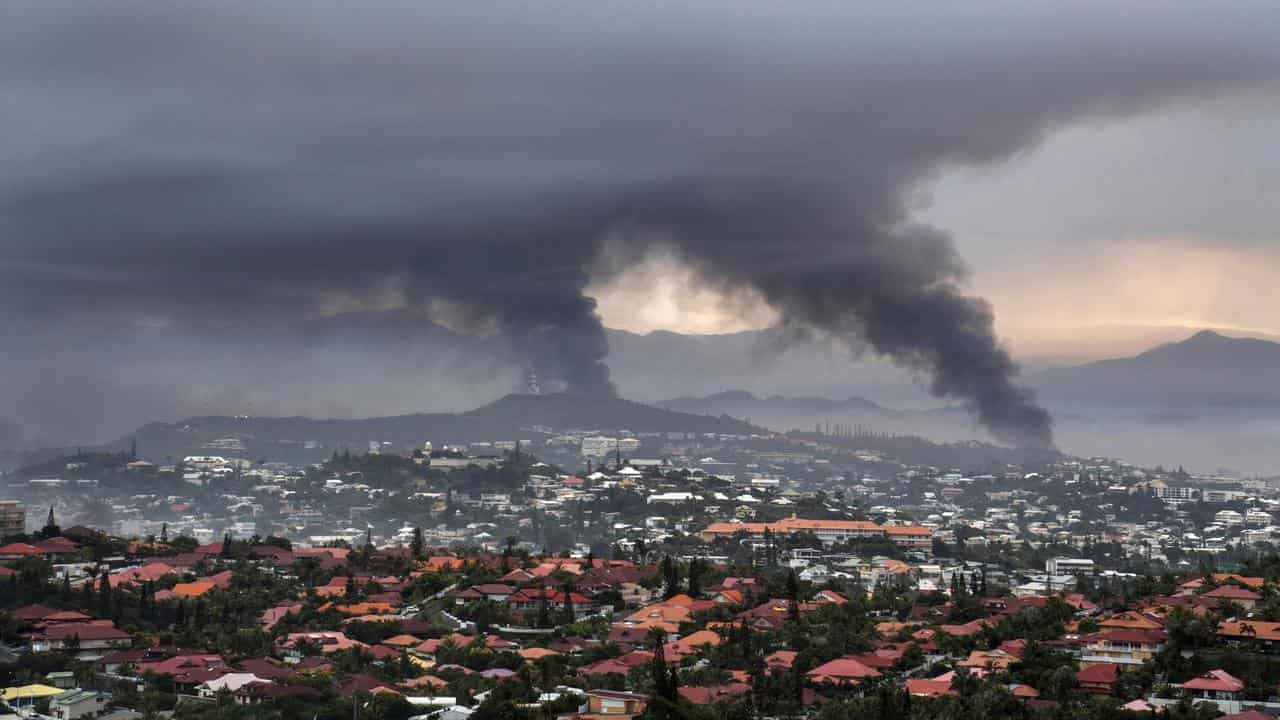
[[3, 3, 1279, 446]]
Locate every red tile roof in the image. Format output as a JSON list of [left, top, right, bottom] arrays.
[[579, 650, 654, 677], [109, 562, 178, 587], [807, 657, 882, 684], [42, 610, 93, 624], [677, 683, 751, 705], [1076, 664, 1119, 684], [139, 654, 225, 678], [939, 618, 993, 637], [40, 623, 131, 641], [32, 537, 78, 553], [1182, 670, 1244, 693], [1204, 585, 1262, 601], [13, 604, 58, 621], [764, 650, 797, 671]]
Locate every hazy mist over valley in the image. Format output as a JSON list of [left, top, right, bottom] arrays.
[[5, 324, 1278, 474]]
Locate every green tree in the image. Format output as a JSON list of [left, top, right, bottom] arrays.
[[661, 556, 679, 600], [410, 527, 424, 559], [96, 569, 111, 618], [786, 569, 802, 625], [687, 558, 704, 597], [647, 628, 681, 719], [536, 589, 552, 629], [561, 582, 576, 625]]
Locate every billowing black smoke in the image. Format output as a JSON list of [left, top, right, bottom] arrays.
[[2, 3, 1279, 445], [606, 184, 1054, 446]]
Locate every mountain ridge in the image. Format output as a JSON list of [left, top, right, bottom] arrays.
[[1029, 329, 1280, 411], [123, 393, 760, 463], [658, 389, 891, 415]]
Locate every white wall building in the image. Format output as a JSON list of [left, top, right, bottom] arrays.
[[1214, 510, 1244, 527], [1045, 557, 1095, 575]]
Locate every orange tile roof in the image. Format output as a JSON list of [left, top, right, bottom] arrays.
[[402, 674, 449, 689], [702, 522, 771, 535], [906, 678, 956, 697], [1212, 573, 1265, 589], [1099, 611, 1163, 630], [622, 601, 692, 632], [530, 562, 584, 577], [1218, 620, 1280, 642], [342, 614, 401, 625], [960, 649, 1017, 670], [715, 589, 745, 605], [382, 634, 422, 648], [884, 526, 933, 536], [333, 602, 396, 616], [171, 581, 216, 598], [878, 560, 913, 575], [420, 556, 463, 572], [702, 517, 932, 539], [669, 630, 721, 655], [776, 518, 882, 532]]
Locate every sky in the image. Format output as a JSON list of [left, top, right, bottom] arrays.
[[2, 2, 1279, 446]]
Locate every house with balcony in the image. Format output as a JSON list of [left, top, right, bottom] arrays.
[[1080, 629, 1167, 667]]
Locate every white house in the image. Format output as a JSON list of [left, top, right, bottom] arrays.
[[199, 673, 270, 700], [50, 689, 110, 720]]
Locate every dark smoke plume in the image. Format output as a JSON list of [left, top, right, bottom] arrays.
[[605, 185, 1054, 446], [2, 3, 1279, 445]]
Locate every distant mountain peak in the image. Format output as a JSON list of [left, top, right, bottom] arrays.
[[707, 390, 760, 402], [1133, 328, 1278, 363], [657, 389, 890, 414], [1032, 327, 1280, 411]]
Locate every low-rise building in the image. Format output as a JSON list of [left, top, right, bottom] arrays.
[[1080, 629, 1167, 667], [51, 689, 111, 720]]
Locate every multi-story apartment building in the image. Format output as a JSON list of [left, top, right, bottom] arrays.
[[0, 501, 25, 538], [1148, 481, 1198, 505]]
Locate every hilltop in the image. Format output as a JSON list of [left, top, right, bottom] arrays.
[[123, 393, 759, 462], [1031, 330, 1280, 412]]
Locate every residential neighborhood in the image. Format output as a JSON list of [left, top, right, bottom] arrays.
[[0, 429, 1278, 719]]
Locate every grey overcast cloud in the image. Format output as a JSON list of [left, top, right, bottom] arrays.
[[3, 2, 1279, 451]]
